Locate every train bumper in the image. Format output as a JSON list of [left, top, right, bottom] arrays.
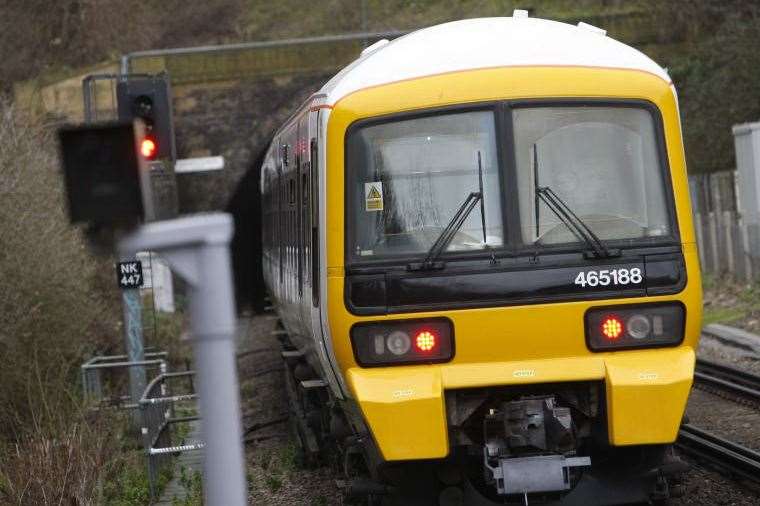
[[346, 347, 694, 461]]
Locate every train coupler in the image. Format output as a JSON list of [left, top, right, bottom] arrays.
[[482, 395, 591, 495], [484, 453, 591, 495]]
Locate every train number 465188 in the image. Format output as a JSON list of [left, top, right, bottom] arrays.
[[573, 268, 642, 288]]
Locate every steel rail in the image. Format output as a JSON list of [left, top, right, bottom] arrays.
[[694, 358, 760, 402], [677, 424, 760, 484]]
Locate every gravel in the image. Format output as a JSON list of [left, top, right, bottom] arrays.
[[698, 333, 760, 376], [669, 466, 760, 505], [671, 323, 760, 505], [238, 313, 343, 505]]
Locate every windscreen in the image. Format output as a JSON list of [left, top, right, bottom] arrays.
[[346, 110, 503, 259], [513, 106, 671, 246]]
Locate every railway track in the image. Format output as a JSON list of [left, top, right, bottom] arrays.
[[677, 424, 760, 485], [676, 358, 760, 485], [694, 358, 760, 403]]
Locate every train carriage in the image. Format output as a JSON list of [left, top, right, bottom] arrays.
[[260, 12, 701, 505]]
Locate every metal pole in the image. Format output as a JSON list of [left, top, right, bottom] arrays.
[[82, 77, 93, 122], [120, 54, 130, 76], [119, 213, 246, 506], [120, 30, 409, 61], [188, 229, 245, 506], [122, 284, 146, 418]]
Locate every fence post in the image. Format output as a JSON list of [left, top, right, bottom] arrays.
[[695, 213, 705, 270], [741, 221, 753, 282], [723, 210, 735, 276], [708, 211, 719, 274]]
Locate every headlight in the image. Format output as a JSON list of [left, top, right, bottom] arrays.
[[351, 318, 454, 366], [585, 303, 685, 351]]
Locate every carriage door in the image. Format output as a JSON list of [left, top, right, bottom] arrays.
[[308, 107, 343, 396]]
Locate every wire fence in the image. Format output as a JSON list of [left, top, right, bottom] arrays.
[[139, 370, 203, 501], [81, 352, 168, 408], [123, 31, 408, 85], [81, 353, 202, 501]]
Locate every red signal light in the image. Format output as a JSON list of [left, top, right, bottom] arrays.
[[601, 317, 623, 340], [415, 330, 436, 352], [140, 137, 157, 160]]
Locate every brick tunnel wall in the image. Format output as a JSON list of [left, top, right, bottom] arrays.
[[168, 72, 334, 309], [172, 72, 333, 213]]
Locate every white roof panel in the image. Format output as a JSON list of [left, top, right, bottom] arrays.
[[321, 16, 670, 104]]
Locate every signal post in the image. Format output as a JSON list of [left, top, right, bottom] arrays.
[[60, 93, 245, 503]]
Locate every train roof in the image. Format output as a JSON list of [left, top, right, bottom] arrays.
[[320, 14, 671, 105]]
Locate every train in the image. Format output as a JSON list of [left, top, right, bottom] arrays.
[[256, 12, 702, 506]]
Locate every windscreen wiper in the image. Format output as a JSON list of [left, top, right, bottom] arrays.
[[533, 144, 619, 259], [407, 190, 482, 271], [477, 151, 487, 246]]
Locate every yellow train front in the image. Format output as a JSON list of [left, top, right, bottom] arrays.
[[260, 13, 701, 505]]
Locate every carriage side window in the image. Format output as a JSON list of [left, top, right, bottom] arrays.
[[278, 164, 284, 283], [310, 137, 320, 306], [296, 153, 303, 298], [302, 168, 309, 287], [264, 169, 271, 252]]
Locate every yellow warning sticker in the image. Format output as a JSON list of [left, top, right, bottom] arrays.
[[365, 182, 384, 211]]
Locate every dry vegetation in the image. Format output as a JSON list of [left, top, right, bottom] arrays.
[[0, 0, 246, 94], [0, 101, 128, 504]]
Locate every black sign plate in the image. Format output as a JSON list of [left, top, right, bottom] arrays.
[[58, 121, 143, 225], [117, 261, 144, 289]]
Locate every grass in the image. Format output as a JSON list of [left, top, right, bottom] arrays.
[[103, 445, 174, 506], [248, 442, 302, 495], [171, 466, 203, 506], [703, 306, 747, 326], [702, 275, 760, 328], [311, 496, 330, 506], [105, 463, 152, 506]]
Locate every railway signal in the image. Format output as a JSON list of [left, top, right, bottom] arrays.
[[58, 121, 247, 506], [116, 74, 176, 162], [57, 121, 153, 226]]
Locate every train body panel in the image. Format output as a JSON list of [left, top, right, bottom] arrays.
[[260, 14, 701, 504], [347, 345, 695, 460], [321, 66, 700, 457]]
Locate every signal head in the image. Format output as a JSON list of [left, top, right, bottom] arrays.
[[140, 136, 158, 160]]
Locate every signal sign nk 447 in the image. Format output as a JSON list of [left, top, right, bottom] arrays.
[[117, 260, 143, 289]]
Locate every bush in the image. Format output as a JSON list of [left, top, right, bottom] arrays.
[[0, 101, 123, 504], [658, 0, 760, 173]]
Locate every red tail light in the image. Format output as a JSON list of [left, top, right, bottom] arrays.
[[415, 330, 437, 352], [140, 137, 157, 160], [601, 317, 623, 340], [351, 318, 454, 367], [586, 303, 685, 351]]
